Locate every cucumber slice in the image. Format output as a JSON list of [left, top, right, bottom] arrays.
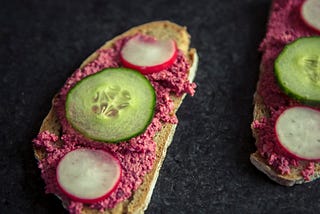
[[275, 106, 320, 160], [275, 37, 320, 105], [65, 68, 156, 143]]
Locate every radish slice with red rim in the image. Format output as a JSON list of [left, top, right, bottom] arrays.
[[275, 106, 320, 161], [300, 0, 320, 33], [56, 148, 121, 203], [120, 36, 178, 74]]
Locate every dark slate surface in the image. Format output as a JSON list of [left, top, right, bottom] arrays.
[[2, 0, 320, 213]]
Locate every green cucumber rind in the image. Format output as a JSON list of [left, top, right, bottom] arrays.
[[274, 36, 320, 106], [65, 67, 156, 143]]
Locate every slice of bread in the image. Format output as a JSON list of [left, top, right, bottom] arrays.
[[250, 0, 320, 186], [34, 21, 198, 213]]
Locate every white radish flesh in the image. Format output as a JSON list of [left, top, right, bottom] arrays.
[[301, 0, 320, 33], [120, 36, 177, 74], [56, 148, 121, 203], [275, 106, 320, 160]]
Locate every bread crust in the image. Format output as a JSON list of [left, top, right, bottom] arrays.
[[251, 64, 320, 186], [34, 21, 198, 213]]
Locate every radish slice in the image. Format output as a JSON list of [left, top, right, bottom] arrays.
[[56, 148, 121, 203], [275, 106, 320, 160], [301, 0, 320, 33], [120, 36, 178, 74]]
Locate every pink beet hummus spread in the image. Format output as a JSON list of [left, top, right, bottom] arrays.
[[252, 0, 320, 180], [33, 34, 196, 213]]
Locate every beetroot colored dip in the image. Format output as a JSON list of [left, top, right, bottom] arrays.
[[252, 0, 320, 179], [33, 34, 196, 213]]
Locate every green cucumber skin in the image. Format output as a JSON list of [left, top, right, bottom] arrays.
[[274, 36, 320, 106], [275, 68, 320, 106], [275, 76, 320, 106], [65, 68, 156, 143]]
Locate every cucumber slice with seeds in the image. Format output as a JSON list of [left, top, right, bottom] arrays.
[[66, 68, 156, 143], [275, 37, 320, 105]]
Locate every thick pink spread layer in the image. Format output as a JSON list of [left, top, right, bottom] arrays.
[[33, 35, 196, 213], [252, 0, 320, 179]]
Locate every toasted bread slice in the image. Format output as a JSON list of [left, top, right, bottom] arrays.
[[34, 21, 198, 213]]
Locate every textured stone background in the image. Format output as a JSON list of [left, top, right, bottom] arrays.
[[2, 0, 320, 213]]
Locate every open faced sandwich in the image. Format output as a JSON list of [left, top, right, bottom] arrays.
[[251, 0, 320, 186], [33, 21, 198, 213]]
